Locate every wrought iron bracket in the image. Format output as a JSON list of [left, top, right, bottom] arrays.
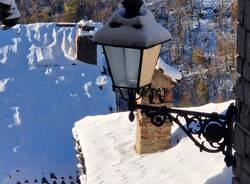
[[122, 88, 237, 167]]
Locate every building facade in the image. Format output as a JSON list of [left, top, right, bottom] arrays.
[[234, 0, 250, 183]]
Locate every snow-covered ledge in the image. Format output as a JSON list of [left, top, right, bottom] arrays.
[[72, 102, 233, 184], [72, 129, 87, 184]]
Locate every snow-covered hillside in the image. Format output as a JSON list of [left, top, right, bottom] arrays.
[[149, 0, 237, 106], [73, 101, 234, 184], [0, 23, 115, 184]]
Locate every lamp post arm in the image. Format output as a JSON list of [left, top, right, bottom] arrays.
[[136, 104, 228, 120], [130, 103, 237, 167]]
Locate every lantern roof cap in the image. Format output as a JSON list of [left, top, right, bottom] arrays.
[[93, 8, 171, 49]]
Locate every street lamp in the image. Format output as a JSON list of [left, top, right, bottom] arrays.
[[93, 0, 237, 167], [94, 0, 171, 90]]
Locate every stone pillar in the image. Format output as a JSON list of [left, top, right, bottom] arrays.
[[233, 0, 250, 183], [134, 74, 174, 154], [135, 112, 172, 154]]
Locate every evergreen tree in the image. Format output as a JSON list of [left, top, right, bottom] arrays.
[[63, 0, 80, 22]]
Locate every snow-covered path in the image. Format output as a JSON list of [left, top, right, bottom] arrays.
[[0, 23, 115, 183]]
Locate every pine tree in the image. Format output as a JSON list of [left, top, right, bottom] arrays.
[[63, 0, 80, 22]]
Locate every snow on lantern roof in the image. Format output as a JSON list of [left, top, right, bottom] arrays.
[[156, 57, 182, 83], [93, 8, 171, 48], [77, 20, 103, 37]]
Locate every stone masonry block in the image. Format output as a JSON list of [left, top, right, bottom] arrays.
[[241, 169, 250, 184], [238, 56, 244, 75], [235, 1, 250, 183], [246, 33, 250, 63], [235, 78, 245, 103], [242, 156, 250, 176], [238, 0, 245, 24], [242, 62, 250, 82], [244, 1, 250, 30], [246, 134, 250, 157], [240, 103, 250, 129], [233, 153, 242, 178], [244, 82, 250, 107], [235, 98, 243, 122], [234, 125, 246, 155], [135, 113, 172, 154], [237, 24, 246, 58], [232, 177, 240, 184]]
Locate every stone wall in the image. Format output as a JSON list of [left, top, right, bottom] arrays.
[[135, 112, 172, 154], [233, 0, 250, 183]]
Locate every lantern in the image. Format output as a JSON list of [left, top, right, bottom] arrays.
[[93, 0, 171, 89]]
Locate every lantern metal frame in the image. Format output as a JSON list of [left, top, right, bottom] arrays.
[[102, 44, 167, 90], [102, 46, 145, 90]]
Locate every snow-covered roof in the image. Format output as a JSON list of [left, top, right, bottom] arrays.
[[0, 23, 116, 183], [0, 0, 11, 5], [77, 20, 103, 37], [72, 101, 234, 184], [156, 57, 182, 83], [94, 8, 171, 48]]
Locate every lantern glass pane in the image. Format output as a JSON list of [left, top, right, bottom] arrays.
[[104, 46, 141, 88], [139, 44, 161, 87]]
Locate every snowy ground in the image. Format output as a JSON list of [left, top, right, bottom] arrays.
[[73, 101, 234, 184], [0, 23, 115, 183]]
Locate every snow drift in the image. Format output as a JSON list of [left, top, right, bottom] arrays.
[[0, 23, 115, 183]]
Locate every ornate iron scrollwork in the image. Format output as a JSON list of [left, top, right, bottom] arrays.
[[136, 103, 236, 167], [119, 88, 237, 167]]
